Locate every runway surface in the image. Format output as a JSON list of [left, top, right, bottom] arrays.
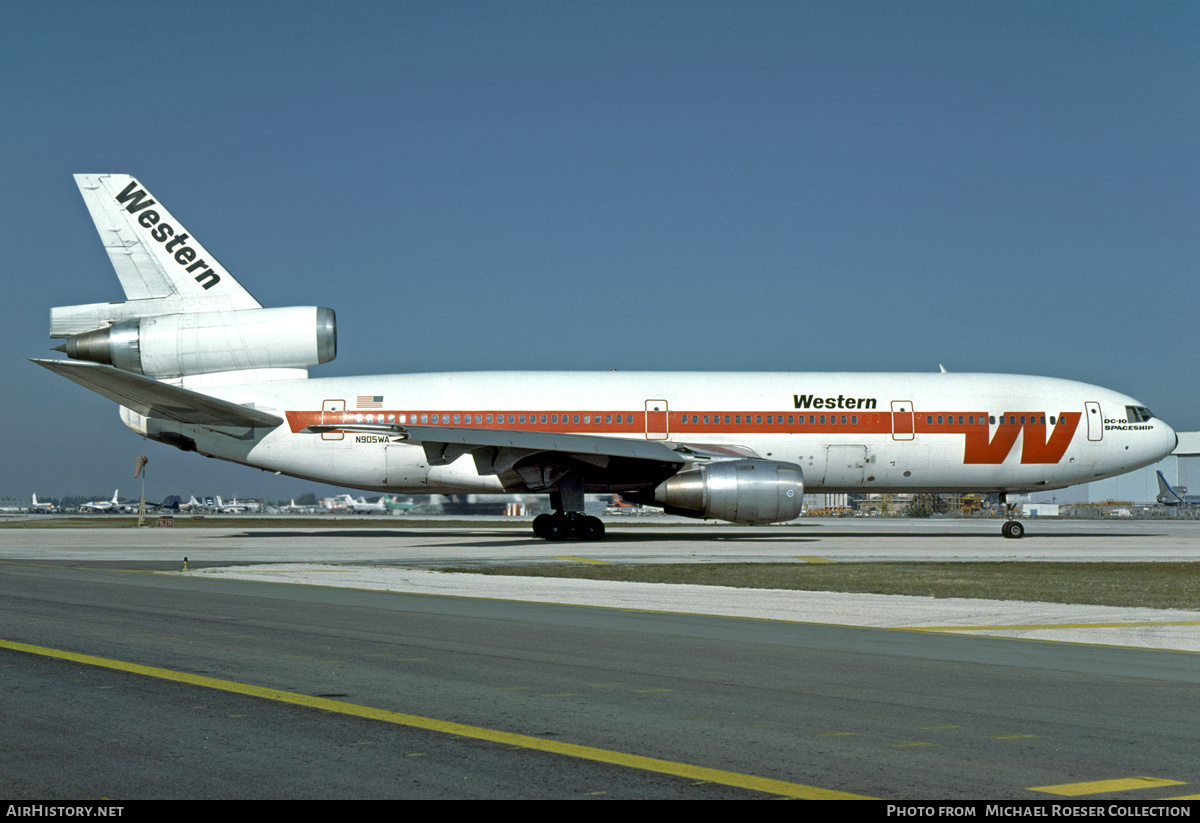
[[2, 519, 1199, 800]]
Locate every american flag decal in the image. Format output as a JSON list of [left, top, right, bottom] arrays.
[[356, 395, 383, 409]]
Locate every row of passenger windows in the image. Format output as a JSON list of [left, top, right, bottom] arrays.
[[351, 413, 636, 425], [346, 412, 864, 426], [344, 411, 1058, 427], [926, 415, 1056, 425], [683, 414, 858, 425]]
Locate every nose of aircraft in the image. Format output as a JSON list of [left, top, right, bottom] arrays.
[[1154, 417, 1178, 462]]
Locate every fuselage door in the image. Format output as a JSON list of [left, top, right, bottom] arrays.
[[1085, 401, 1103, 441], [322, 399, 345, 441], [645, 400, 669, 440], [891, 400, 915, 441]]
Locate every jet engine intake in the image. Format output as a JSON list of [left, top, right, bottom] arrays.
[[59, 306, 336, 378], [647, 459, 804, 524]]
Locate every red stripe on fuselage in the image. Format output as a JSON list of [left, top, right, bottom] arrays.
[[283, 408, 1083, 464]]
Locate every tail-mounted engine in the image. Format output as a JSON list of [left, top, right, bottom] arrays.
[[55, 306, 336, 378], [638, 459, 804, 524]]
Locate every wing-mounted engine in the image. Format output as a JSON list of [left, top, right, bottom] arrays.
[[632, 459, 804, 524], [54, 306, 336, 378]]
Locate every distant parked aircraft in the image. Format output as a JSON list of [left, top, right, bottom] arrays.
[[1156, 471, 1200, 506], [80, 490, 121, 513]]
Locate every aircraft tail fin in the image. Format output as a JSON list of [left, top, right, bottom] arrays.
[[1156, 471, 1182, 505], [46, 174, 335, 384], [56, 175, 261, 336]]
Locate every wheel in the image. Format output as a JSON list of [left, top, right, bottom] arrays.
[[578, 515, 605, 541], [541, 514, 569, 541], [532, 513, 552, 538], [1006, 520, 1024, 539]]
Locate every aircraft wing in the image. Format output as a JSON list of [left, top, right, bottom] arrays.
[[305, 422, 688, 464], [299, 421, 767, 492], [32, 359, 283, 428]]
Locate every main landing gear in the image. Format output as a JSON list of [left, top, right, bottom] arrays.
[[531, 474, 605, 541], [532, 511, 605, 541], [999, 493, 1024, 539]]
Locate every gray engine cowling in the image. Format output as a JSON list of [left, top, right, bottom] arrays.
[[58, 306, 336, 378], [649, 459, 804, 524]]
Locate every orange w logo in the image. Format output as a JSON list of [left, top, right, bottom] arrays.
[[963, 412, 1081, 464]]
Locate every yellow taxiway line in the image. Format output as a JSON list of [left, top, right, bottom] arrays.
[[0, 638, 872, 800]]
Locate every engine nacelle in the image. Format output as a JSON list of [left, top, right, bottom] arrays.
[[59, 306, 336, 378], [648, 459, 804, 524]]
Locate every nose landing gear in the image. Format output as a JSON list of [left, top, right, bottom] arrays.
[[1001, 519, 1024, 539], [999, 493, 1024, 539]]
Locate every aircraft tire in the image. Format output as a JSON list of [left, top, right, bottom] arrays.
[[532, 513, 552, 538], [541, 515, 569, 541], [579, 515, 605, 541], [1001, 520, 1024, 539]]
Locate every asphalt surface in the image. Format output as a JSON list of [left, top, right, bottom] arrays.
[[2, 519, 1199, 800]]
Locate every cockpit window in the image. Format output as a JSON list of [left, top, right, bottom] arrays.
[[1126, 406, 1153, 423]]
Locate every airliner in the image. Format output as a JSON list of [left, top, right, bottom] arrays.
[[338, 494, 389, 514], [34, 175, 1178, 540], [30, 494, 57, 513], [79, 490, 121, 513], [1156, 472, 1199, 506]]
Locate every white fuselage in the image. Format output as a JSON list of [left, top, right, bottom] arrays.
[[123, 370, 1176, 498]]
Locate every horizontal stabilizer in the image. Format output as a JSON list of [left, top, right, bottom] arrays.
[[31, 359, 282, 428]]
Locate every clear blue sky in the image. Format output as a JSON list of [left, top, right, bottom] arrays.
[[2, 1, 1197, 501]]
